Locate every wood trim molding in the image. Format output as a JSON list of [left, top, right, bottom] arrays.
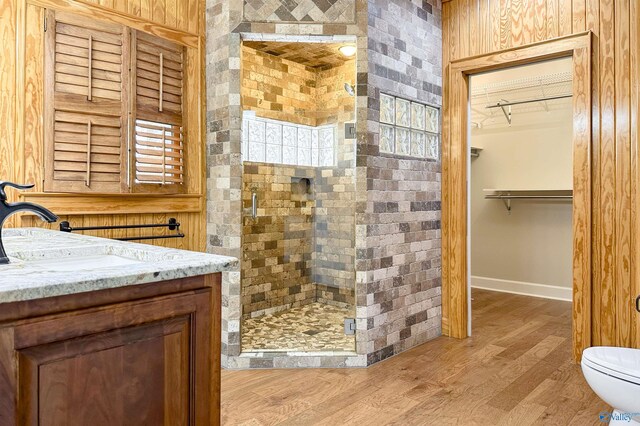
[[27, 0, 200, 47], [20, 193, 203, 215], [442, 33, 593, 362]]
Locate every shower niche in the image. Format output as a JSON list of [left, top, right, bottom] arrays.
[[240, 39, 357, 353]]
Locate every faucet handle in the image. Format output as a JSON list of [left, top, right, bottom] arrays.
[[0, 181, 35, 201]]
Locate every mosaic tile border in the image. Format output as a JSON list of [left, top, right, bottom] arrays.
[[243, 0, 357, 24]]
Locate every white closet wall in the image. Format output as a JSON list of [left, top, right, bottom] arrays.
[[470, 58, 573, 301]]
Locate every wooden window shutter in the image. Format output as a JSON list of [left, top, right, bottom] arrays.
[[44, 11, 129, 193], [132, 31, 185, 192]]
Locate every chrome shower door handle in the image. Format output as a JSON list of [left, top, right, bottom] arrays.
[[251, 192, 257, 219]]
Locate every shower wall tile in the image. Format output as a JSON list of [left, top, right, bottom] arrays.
[[242, 45, 318, 127], [241, 164, 317, 319]]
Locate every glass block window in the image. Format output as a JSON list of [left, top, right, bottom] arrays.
[[379, 93, 439, 160], [242, 112, 336, 167]]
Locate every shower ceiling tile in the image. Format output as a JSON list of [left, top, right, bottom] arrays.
[[243, 40, 354, 69]]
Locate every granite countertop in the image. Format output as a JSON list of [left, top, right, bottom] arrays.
[[0, 228, 238, 304]]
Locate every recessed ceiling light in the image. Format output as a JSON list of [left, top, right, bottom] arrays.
[[338, 45, 357, 57]]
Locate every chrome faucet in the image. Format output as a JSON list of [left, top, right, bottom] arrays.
[[0, 182, 58, 265]]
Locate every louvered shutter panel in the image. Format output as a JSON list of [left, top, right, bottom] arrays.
[[44, 11, 128, 193], [132, 31, 185, 190]]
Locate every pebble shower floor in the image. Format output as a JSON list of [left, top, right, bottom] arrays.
[[242, 303, 355, 352]]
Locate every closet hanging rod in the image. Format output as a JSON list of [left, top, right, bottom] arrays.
[[485, 94, 572, 109]]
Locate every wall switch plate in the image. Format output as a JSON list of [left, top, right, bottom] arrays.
[[345, 123, 356, 139]]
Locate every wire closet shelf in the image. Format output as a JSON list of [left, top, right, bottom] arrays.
[[470, 71, 573, 126]]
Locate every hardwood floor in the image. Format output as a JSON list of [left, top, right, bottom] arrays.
[[221, 289, 607, 425]]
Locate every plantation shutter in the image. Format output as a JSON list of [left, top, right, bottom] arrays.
[[44, 10, 129, 193], [132, 31, 185, 191]]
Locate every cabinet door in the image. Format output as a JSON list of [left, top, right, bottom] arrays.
[[10, 290, 212, 426]]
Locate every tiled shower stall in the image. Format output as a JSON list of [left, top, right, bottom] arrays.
[[206, 0, 443, 368]]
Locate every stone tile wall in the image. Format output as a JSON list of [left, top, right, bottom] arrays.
[[242, 163, 316, 318], [359, 0, 443, 365], [242, 46, 318, 126], [313, 59, 357, 307]]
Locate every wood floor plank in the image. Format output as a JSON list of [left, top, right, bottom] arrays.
[[221, 290, 609, 425]]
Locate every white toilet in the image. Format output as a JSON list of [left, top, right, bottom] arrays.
[[582, 346, 640, 425]]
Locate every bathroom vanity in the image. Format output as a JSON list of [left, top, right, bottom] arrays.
[[0, 229, 237, 425]]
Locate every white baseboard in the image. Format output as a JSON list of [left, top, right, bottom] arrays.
[[470, 276, 572, 302]]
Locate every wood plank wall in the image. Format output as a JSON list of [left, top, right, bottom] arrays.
[[442, 0, 640, 348], [0, 0, 206, 252]]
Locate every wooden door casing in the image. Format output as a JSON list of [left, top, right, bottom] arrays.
[[441, 33, 593, 362]]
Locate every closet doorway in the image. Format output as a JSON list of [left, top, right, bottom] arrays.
[[441, 34, 592, 362], [468, 58, 574, 340]]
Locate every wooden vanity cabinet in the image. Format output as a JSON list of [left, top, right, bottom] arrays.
[[0, 274, 221, 426]]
